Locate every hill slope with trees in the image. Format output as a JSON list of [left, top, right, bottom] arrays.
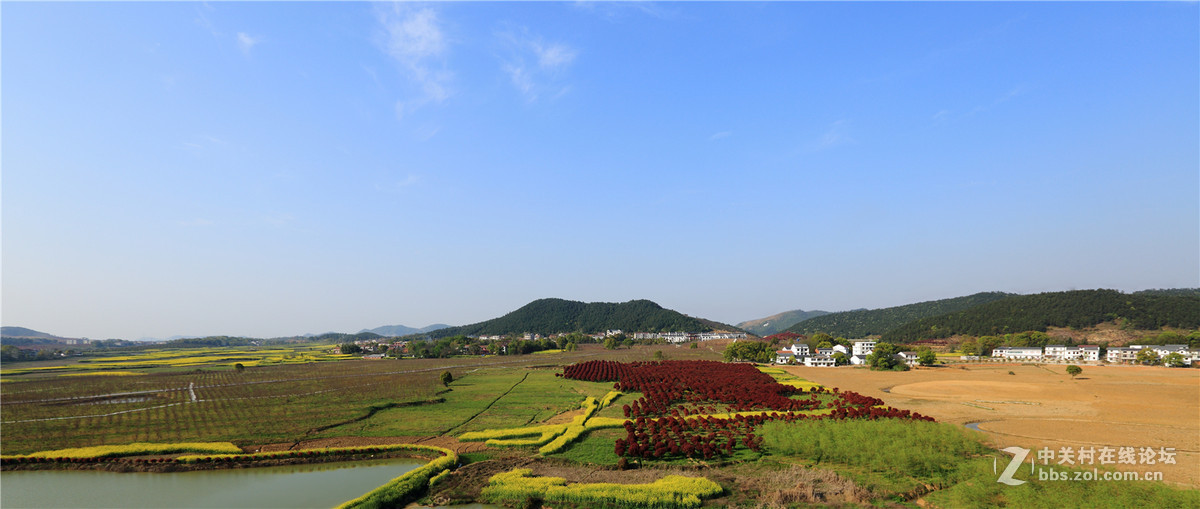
[[423, 298, 732, 339], [737, 309, 830, 336], [785, 292, 1015, 338], [881, 289, 1200, 343]]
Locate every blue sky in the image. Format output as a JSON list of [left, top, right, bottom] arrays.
[[3, 2, 1197, 340]]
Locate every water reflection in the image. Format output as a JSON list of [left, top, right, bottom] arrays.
[[1, 459, 422, 509]]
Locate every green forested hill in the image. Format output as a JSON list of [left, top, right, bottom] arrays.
[[737, 309, 830, 336], [424, 298, 723, 338], [784, 292, 1015, 338], [882, 289, 1200, 343]]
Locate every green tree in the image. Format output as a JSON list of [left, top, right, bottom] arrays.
[[603, 337, 618, 350], [917, 349, 937, 366], [440, 371, 454, 386], [653, 350, 665, 361], [809, 332, 833, 349], [1136, 348, 1161, 366], [0, 345, 23, 362], [723, 341, 773, 363], [689, 342, 698, 349], [831, 351, 849, 366], [339, 343, 363, 355], [866, 342, 903, 371], [1162, 352, 1187, 368], [234, 363, 245, 372], [1066, 365, 1082, 377]]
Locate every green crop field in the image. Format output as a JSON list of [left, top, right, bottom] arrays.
[[4, 344, 1197, 508]]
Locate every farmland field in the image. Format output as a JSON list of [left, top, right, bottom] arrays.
[[0, 343, 720, 454], [4, 343, 1198, 508], [781, 363, 1200, 488]]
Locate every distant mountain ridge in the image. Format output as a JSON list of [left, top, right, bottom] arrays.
[[422, 298, 739, 339], [785, 292, 1016, 338], [737, 309, 831, 336], [358, 324, 451, 337], [1, 326, 64, 339], [882, 289, 1200, 343]]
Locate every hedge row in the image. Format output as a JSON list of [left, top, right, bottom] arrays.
[[482, 468, 723, 509], [336, 446, 458, 509], [459, 423, 567, 442], [1, 442, 241, 460], [1, 443, 444, 466], [599, 390, 622, 409]]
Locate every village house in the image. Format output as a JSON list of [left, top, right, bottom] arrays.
[[804, 355, 835, 367], [852, 341, 876, 357], [897, 351, 919, 366], [786, 343, 810, 356], [1044, 345, 1069, 358], [1105, 347, 1138, 363], [1078, 345, 1101, 362], [992, 346, 1043, 360]]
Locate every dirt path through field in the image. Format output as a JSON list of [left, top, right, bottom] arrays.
[[780, 363, 1200, 488]]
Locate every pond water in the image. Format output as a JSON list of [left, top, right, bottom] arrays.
[[1, 459, 445, 509]]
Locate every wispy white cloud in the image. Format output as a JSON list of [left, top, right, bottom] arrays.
[[935, 84, 1030, 125], [802, 120, 855, 153], [534, 42, 577, 69], [376, 3, 453, 119], [375, 174, 423, 194], [572, 1, 678, 22], [708, 131, 732, 141], [236, 32, 261, 56], [932, 109, 952, 125], [497, 28, 578, 102]]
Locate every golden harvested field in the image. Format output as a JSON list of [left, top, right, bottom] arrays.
[[780, 363, 1200, 488]]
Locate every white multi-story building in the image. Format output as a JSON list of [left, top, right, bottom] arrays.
[[805, 355, 835, 367], [992, 347, 1043, 359], [785, 343, 810, 356], [1044, 345, 1069, 358], [1106, 347, 1137, 363], [852, 341, 876, 357], [1078, 345, 1100, 362]]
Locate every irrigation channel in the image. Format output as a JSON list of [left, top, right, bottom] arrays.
[[0, 458, 499, 509]]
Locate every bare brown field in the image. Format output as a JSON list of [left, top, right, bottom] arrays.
[[780, 363, 1200, 488]]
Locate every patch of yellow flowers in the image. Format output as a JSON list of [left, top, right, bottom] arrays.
[[483, 468, 723, 509]]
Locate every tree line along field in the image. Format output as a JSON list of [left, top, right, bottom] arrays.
[[4, 342, 1199, 508]]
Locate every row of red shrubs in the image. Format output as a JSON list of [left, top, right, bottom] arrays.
[[559, 359, 934, 461]]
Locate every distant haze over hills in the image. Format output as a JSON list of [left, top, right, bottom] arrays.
[[358, 324, 451, 337], [422, 298, 741, 339], [737, 309, 831, 337]]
